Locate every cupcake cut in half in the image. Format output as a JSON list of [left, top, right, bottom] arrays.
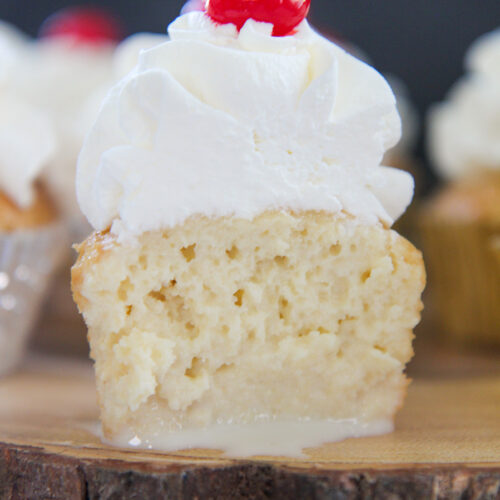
[[72, 5, 425, 456]]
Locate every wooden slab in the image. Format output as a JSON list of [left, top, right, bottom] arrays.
[[0, 353, 499, 499]]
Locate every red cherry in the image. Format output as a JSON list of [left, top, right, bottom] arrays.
[[40, 7, 123, 45], [207, 0, 311, 37]]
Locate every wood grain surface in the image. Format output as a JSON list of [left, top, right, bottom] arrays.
[[0, 351, 499, 500]]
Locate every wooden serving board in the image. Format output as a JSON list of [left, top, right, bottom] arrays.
[[0, 349, 500, 500]]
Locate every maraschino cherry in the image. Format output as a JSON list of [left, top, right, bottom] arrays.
[[40, 6, 123, 45], [206, 0, 311, 37]]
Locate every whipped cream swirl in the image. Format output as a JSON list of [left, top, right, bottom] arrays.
[[77, 12, 413, 237], [113, 32, 170, 81], [0, 25, 56, 208], [0, 21, 28, 86], [429, 29, 500, 180]]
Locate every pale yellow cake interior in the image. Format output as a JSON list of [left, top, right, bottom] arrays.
[[72, 211, 425, 440]]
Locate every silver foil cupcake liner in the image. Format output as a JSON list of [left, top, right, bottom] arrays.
[[0, 222, 68, 376]]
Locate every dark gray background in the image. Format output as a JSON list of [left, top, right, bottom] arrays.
[[2, 1, 499, 177]]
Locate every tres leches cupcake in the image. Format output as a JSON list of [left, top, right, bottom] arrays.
[[0, 24, 66, 374], [72, 0, 425, 456], [424, 29, 500, 347]]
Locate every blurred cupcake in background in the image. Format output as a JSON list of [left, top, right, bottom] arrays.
[[15, 7, 123, 232], [14, 7, 124, 356], [0, 23, 66, 374], [422, 29, 500, 348]]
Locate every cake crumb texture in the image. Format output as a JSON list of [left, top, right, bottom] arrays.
[[72, 211, 425, 438]]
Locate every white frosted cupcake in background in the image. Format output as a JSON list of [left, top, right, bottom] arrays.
[[72, 3, 425, 457], [428, 29, 500, 181], [422, 29, 500, 347], [0, 26, 66, 374], [15, 7, 123, 229], [16, 7, 125, 356]]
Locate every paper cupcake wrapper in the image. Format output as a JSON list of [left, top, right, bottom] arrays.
[[0, 222, 68, 376], [419, 216, 500, 347]]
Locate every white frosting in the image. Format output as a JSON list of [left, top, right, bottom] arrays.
[[78, 33, 172, 191], [14, 39, 115, 214], [113, 33, 171, 81], [81, 34, 170, 141], [319, 37, 418, 160], [429, 29, 500, 180], [77, 12, 413, 237], [0, 92, 56, 208], [0, 24, 56, 208], [318, 37, 418, 160], [0, 21, 28, 86]]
